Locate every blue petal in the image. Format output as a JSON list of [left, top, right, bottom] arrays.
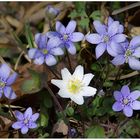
[[15, 110, 24, 121], [113, 91, 122, 101], [46, 31, 60, 38], [34, 56, 44, 65], [66, 20, 76, 34], [123, 106, 133, 117], [111, 34, 126, 43], [4, 86, 16, 99], [21, 126, 29, 134], [129, 91, 140, 100], [30, 113, 39, 121], [112, 102, 123, 111], [129, 36, 140, 49], [66, 42, 76, 55], [130, 100, 140, 110], [86, 33, 102, 44], [12, 121, 23, 129], [24, 107, 33, 120], [6, 72, 18, 86], [56, 21, 65, 34], [45, 54, 57, 66], [111, 55, 125, 66], [128, 57, 140, 70], [70, 32, 84, 42], [121, 85, 130, 98], [0, 64, 11, 80], [95, 43, 106, 59], [108, 21, 119, 37], [28, 122, 37, 129]]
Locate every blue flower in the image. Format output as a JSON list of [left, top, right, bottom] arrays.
[[111, 36, 140, 70], [45, 5, 60, 17], [47, 20, 84, 55], [12, 107, 39, 134], [0, 64, 17, 99], [112, 85, 140, 117], [28, 33, 64, 66], [86, 17, 126, 59]]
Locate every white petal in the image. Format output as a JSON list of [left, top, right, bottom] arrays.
[[81, 86, 97, 97], [73, 65, 84, 81], [82, 73, 94, 86], [58, 89, 70, 98], [61, 68, 71, 81], [51, 79, 65, 89], [70, 95, 84, 105]]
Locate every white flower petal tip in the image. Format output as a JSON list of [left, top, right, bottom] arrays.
[[51, 65, 97, 105]]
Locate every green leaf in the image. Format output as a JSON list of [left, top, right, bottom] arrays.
[[25, 23, 35, 48], [43, 93, 53, 108], [0, 48, 12, 58], [38, 113, 49, 127], [90, 10, 102, 21], [91, 63, 101, 72], [21, 69, 42, 93], [65, 107, 74, 116], [103, 80, 113, 87], [85, 125, 106, 138], [79, 18, 89, 30]]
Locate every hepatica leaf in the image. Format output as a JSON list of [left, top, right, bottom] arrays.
[[21, 69, 42, 94]]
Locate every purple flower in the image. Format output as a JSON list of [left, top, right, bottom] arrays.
[[12, 107, 39, 134], [86, 17, 126, 59], [0, 64, 17, 99], [111, 36, 140, 70], [45, 5, 60, 17], [112, 85, 140, 117], [47, 20, 84, 55], [28, 33, 64, 66]]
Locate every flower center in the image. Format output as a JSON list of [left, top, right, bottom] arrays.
[[67, 79, 83, 94], [103, 35, 109, 43], [125, 49, 132, 63], [24, 118, 29, 124], [123, 98, 129, 105], [42, 49, 48, 55], [0, 78, 6, 88], [63, 34, 69, 41]]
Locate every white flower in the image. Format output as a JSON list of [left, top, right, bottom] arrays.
[[51, 65, 97, 105]]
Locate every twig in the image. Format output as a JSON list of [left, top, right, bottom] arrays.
[[108, 71, 139, 80], [66, 50, 72, 73], [7, 101, 16, 121], [112, 2, 140, 15], [14, 51, 24, 70]]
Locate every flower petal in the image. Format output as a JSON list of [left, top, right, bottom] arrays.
[[71, 32, 84, 42], [121, 85, 130, 98], [110, 41, 125, 55], [82, 73, 94, 86], [93, 20, 107, 35], [130, 100, 140, 110], [71, 95, 84, 105], [111, 34, 126, 43], [132, 47, 140, 58], [30, 113, 39, 122], [56, 21, 65, 34], [21, 126, 29, 134], [58, 89, 70, 98], [28, 122, 37, 129], [129, 36, 140, 49], [61, 68, 71, 81], [15, 110, 24, 121], [119, 25, 124, 33], [128, 57, 140, 70], [73, 65, 84, 81], [86, 34, 102, 44], [47, 37, 62, 49], [6, 72, 18, 86], [12, 121, 23, 129], [46, 31, 60, 38], [4, 86, 16, 99], [0, 64, 11, 80], [108, 21, 119, 37], [82, 86, 97, 97], [28, 48, 38, 59], [111, 55, 125, 66], [108, 17, 114, 26], [95, 43, 106, 59], [112, 102, 123, 111], [66, 42, 76, 55], [50, 47, 64, 56], [45, 54, 57, 66], [51, 79, 64, 89], [129, 91, 140, 100], [24, 107, 32, 120], [34, 56, 44, 65], [113, 91, 123, 101], [66, 20, 76, 34], [123, 106, 133, 117]]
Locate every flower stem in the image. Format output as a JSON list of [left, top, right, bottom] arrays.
[[7, 101, 16, 121], [66, 50, 72, 72]]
